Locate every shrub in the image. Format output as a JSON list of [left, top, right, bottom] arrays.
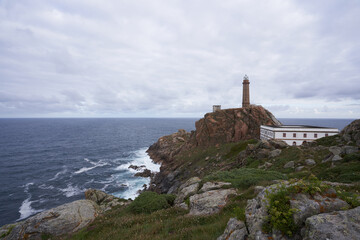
[[129, 191, 173, 214], [265, 186, 298, 236]]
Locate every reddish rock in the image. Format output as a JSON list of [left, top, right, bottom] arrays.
[[189, 105, 281, 147]]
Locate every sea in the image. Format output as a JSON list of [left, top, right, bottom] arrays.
[[0, 118, 355, 226]]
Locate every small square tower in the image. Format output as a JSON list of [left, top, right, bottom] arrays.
[[213, 105, 221, 112]]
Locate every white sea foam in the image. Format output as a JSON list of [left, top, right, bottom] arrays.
[[59, 184, 83, 197], [17, 198, 43, 221], [74, 159, 109, 174], [49, 167, 67, 181], [38, 184, 55, 190], [112, 148, 161, 200], [17, 182, 43, 221], [115, 148, 160, 173]]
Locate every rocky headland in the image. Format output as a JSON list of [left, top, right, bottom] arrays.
[[147, 105, 281, 194], [1, 111, 359, 240]]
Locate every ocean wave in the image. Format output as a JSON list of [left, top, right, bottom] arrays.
[[59, 184, 84, 197], [74, 158, 109, 174], [111, 148, 161, 200], [115, 148, 160, 173], [49, 167, 67, 181]]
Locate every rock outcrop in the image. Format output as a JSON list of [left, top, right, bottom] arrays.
[[189, 188, 237, 216], [147, 129, 191, 164], [341, 119, 360, 145], [243, 181, 355, 240], [303, 206, 360, 240], [217, 218, 247, 240], [85, 189, 130, 212], [2, 200, 99, 240], [173, 178, 237, 216], [189, 105, 281, 147], [174, 177, 201, 204]]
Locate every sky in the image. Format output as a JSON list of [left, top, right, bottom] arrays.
[[0, 0, 359, 118]]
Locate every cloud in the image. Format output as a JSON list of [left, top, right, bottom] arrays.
[[0, 0, 359, 118]]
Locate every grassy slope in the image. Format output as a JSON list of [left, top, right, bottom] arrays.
[[67, 137, 360, 240]]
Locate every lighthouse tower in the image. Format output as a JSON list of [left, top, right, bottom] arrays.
[[242, 75, 250, 108]]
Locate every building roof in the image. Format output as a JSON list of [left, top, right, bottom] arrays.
[[261, 125, 339, 131]]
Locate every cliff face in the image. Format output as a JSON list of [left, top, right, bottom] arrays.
[[147, 106, 281, 193], [189, 105, 281, 147]]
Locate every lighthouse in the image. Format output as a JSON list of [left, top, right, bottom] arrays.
[[242, 75, 250, 108]]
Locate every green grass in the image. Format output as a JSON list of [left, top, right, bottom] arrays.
[[315, 162, 360, 183], [69, 206, 233, 240], [224, 139, 258, 159], [203, 168, 287, 189], [173, 140, 259, 181], [315, 135, 340, 146]]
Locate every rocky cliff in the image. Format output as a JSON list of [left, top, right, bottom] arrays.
[[189, 105, 281, 147], [147, 105, 281, 193], [341, 119, 360, 145]]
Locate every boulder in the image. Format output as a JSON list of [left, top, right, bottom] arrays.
[[305, 159, 316, 166], [217, 218, 247, 240], [296, 166, 305, 172], [269, 139, 288, 149], [4, 200, 99, 240], [258, 162, 272, 169], [85, 189, 129, 212], [303, 206, 360, 240], [189, 189, 237, 215], [174, 177, 201, 204], [342, 145, 359, 155], [269, 149, 282, 158], [246, 184, 279, 239], [199, 182, 231, 193], [134, 169, 152, 177], [128, 164, 146, 170], [284, 161, 295, 169], [290, 191, 349, 225], [329, 146, 342, 155], [256, 149, 270, 159], [332, 155, 343, 162]]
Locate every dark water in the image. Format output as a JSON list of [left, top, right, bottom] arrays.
[[0, 118, 196, 226], [0, 118, 355, 227]]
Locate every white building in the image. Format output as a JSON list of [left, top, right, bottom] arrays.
[[260, 125, 339, 146]]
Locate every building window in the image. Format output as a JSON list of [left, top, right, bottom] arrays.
[[303, 141, 307, 145], [283, 133, 286, 137], [293, 141, 296, 146], [325, 133, 328, 137], [314, 133, 318, 138], [293, 133, 296, 138], [304, 133, 307, 138]]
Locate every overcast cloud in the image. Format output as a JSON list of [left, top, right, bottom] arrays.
[[0, 0, 359, 118]]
